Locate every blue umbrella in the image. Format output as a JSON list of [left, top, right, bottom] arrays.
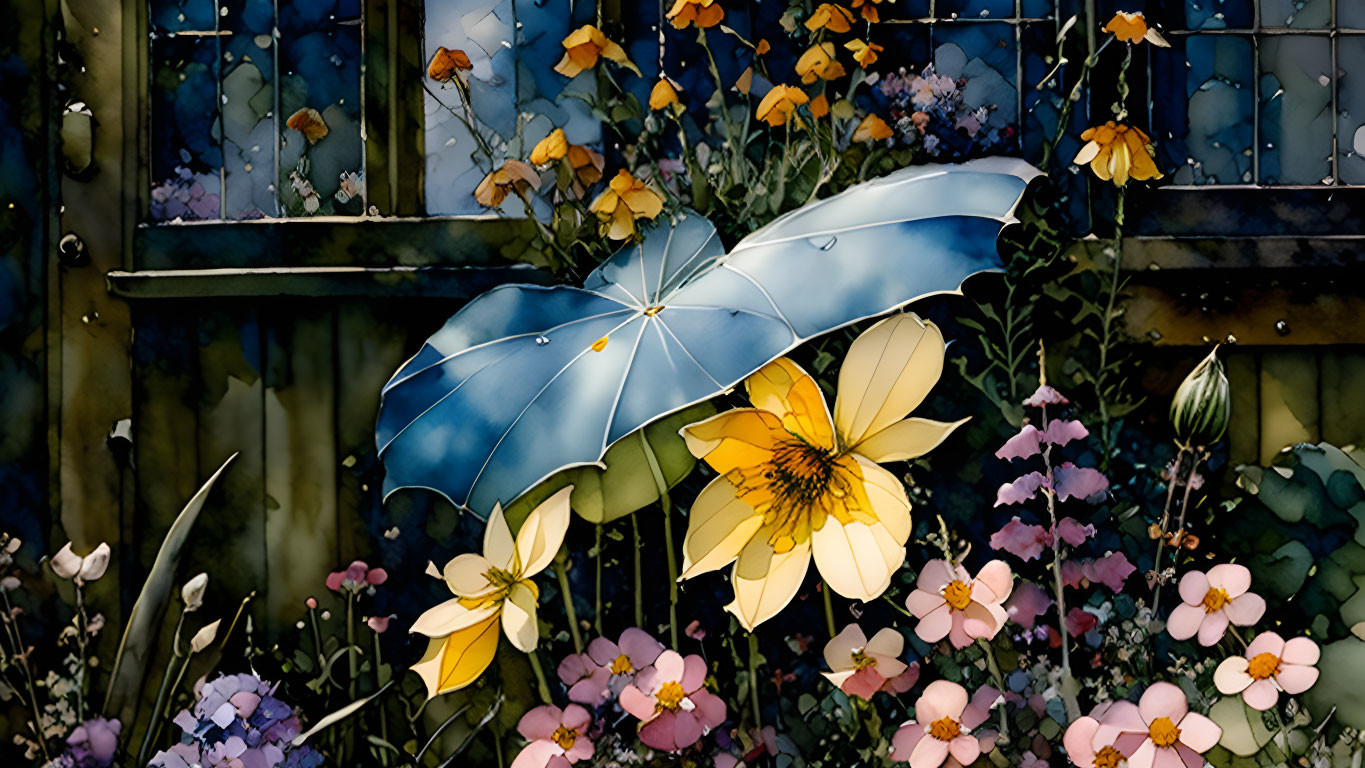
[[376, 158, 1040, 514]]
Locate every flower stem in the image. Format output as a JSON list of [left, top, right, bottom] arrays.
[[75, 583, 88, 722], [632, 515, 644, 629], [1, 588, 50, 763], [1150, 446, 1188, 612], [822, 584, 836, 639], [594, 525, 604, 635], [347, 592, 358, 700], [527, 650, 553, 705], [553, 558, 584, 655], [977, 638, 1011, 743], [138, 609, 187, 767], [747, 633, 762, 729], [639, 432, 680, 649], [373, 631, 390, 767], [1041, 404, 1081, 720]]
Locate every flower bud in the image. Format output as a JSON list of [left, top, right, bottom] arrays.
[[77, 543, 111, 583], [181, 572, 208, 612], [1170, 346, 1230, 447], [190, 619, 221, 653], [50, 542, 82, 580]]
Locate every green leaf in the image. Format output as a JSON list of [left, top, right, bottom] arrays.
[[1209, 695, 1273, 757], [504, 402, 716, 528], [292, 681, 394, 746]]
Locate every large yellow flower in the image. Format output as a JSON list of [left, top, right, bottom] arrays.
[[589, 169, 665, 240], [409, 488, 572, 698], [667, 0, 724, 29], [1073, 121, 1163, 186], [679, 314, 968, 630], [795, 43, 847, 84], [756, 85, 810, 128], [553, 25, 638, 78]]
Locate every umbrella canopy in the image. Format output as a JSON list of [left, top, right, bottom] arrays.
[[377, 157, 1040, 514]]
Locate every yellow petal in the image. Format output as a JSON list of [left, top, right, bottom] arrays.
[[410, 598, 500, 638], [681, 408, 784, 473], [501, 581, 540, 652], [726, 539, 812, 631], [1111, 142, 1132, 186], [410, 611, 501, 698], [620, 187, 664, 219], [553, 53, 584, 78], [1073, 140, 1101, 166], [811, 517, 903, 602], [441, 553, 499, 597], [515, 485, 572, 577], [746, 358, 837, 450], [834, 314, 946, 447], [484, 504, 518, 572], [851, 417, 970, 463], [852, 455, 912, 543], [681, 476, 764, 578], [1090, 145, 1114, 180]]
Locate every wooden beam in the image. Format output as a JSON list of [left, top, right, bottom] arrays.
[[106, 264, 552, 299]]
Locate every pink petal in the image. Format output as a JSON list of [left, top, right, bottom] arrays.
[[671, 710, 703, 750], [1244, 631, 1285, 660], [653, 650, 685, 682], [510, 740, 562, 768], [1004, 582, 1051, 629], [915, 603, 954, 643], [1241, 679, 1279, 711], [962, 602, 1005, 642], [565, 737, 594, 763], [1139, 682, 1188, 726], [988, 518, 1049, 559], [366, 568, 388, 585], [325, 572, 345, 591], [1096, 701, 1148, 740], [1165, 603, 1204, 641], [908, 733, 951, 768], [691, 689, 728, 729], [948, 734, 981, 766], [1085, 552, 1137, 592], [587, 638, 620, 667], [1066, 607, 1098, 638], [1127, 740, 1157, 768], [1224, 593, 1265, 626], [891, 723, 926, 762], [994, 474, 1048, 508], [518, 706, 564, 741], [961, 685, 1002, 730], [561, 704, 592, 732], [568, 671, 609, 705], [996, 425, 1043, 462], [681, 654, 707, 692], [843, 667, 886, 700], [1176, 743, 1204, 768], [1063, 717, 1099, 768], [1275, 664, 1319, 695], [1151, 746, 1185, 768], [1206, 564, 1252, 597], [620, 628, 665, 668], [1197, 610, 1230, 647], [1175, 712, 1221, 752], [916, 680, 969, 723], [1213, 657, 1252, 695], [972, 560, 1013, 603], [1281, 636, 1321, 666], [907, 590, 947, 619], [1177, 571, 1210, 606], [619, 685, 657, 721], [1053, 463, 1109, 502], [947, 611, 973, 649], [638, 711, 679, 751], [1023, 384, 1069, 406], [1054, 516, 1096, 547], [916, 560, 961, 593], [1042, 419, 1089, 449]]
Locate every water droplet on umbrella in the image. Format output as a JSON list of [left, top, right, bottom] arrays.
[[535, 335, 550, 346], [1275, 320, 1291, 336], [819, 236, 837, 250]]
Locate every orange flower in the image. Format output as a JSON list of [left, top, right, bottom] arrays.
[[427, 46, 473, 82], [286, 108, 328, 144], [810, 93, 830, 119], [850, 0, 883, 23], [845, 39, 883, 68], [795, 43, 846, 84], [473, 160, 539, 207], [1073, 121, 1163, 186], [755, 85, 810, 127], [806, 3, 855, 33], [529, 129, 569, 165], [756, 39, 771, 55], [667, 0, 724, 29], [589, 170, 665, 240], [554, 25, 638, 78], [568, 145, 605, 191], [852, 113, 893, 142], [1103, 11, 1169, 47], [649, 77, 681, 111]]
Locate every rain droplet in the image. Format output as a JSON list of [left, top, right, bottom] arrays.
[[819, 235, 837, 251], [1274, 320, 1291, 337], [1148, 329, 1163, 341], [535, 335, 550, 346]]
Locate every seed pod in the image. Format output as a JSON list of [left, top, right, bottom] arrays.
[[1170, 346, 1230, 447], [190, 619, 221, 653], [181, 572, 208, 612]]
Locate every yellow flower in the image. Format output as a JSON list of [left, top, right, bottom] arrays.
[[409, 488, 572, 698], [649, 77, 681, 111], [845, 39, 883, 69], [589, 169, 665, 240], [756, 39, 771, 55], [554, 25, 639, 78], [755, 85, 810, 127], [286, 108, 328, 144], [530, 128, 569, 165], [809, 93, 830, 119], [1103, 11, 1169, 47], [667, 0, 725, 29], [428, 46, 473, 82], [567, 145, 605, 192], [852, 113, 893, 142], [1074, 121, 1163, 186], [795, 43, 847, 84], [806, 3, 855, 33], [473, 159, 539, 207], [679, 314, 968, 630], [850, 0, 884, 23]]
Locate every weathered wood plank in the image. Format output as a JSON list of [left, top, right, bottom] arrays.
[[106, 264, 551, 299], [1258, 350, 1320, 465], [1320, 351, 1365, 451], [1224, 350, 1261, 470]]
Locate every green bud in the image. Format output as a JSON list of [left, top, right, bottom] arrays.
[[1170, 346, 1230, 447]]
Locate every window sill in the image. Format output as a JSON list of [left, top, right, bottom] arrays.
[[106, 264, 551, 299]]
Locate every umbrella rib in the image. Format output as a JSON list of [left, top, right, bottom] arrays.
[[651, 316, 726, 390], [714, 263, 800, 336], [599, 319, 651, 454], [383, 306, 636, 391], [660, 227, 721, 298], [653, 225, 677, 301], [465, 312, 645, 505], [728, 212, 1005, 254]]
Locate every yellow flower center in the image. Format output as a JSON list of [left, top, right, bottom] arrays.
[[942, 579, 974, 611], [1094, 745, 1124, 768], [458, 567, 537, 610], [730, 439, 871, 553], [610, 653, 634, 675], [1247, 652, 1281, 680], [851, 649, 876, 670], [1148, 717, 1181, 748], [1202, 587, 1230, 613], [927, 717, 962, 741], [656, 680, 686, 711], [552, 726, 577, 751]]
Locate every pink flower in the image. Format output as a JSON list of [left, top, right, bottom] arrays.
[[325, 560, 387, 593], [891, 681, 998, 768], [990, 518, 1050, 561], [1166, 564, 1265, 646], [557, 652, 610, 706], [366, 615, 392, 633], [1214, 632, 1320, 711], [1065, 607, 1098, 638], [1004, 582, 1052, 629], [906, 560, 1012, 648], [589, 628, 665, 695], [821, 624, 908, 700], [1062, 682, 1220, 768], [1024, 384, 1069, 407], [1053, 517, 1095, 547], [620, 650, 727, 752], [510, 704, 594, 768], [882, 662, 921, 695]]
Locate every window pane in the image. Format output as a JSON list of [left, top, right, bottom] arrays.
[[150, 34, 223, 221], [1339, 38, 1365, 184], [1258, 35, 1332, 184], [1182, 0, 1254, 30], [221, 0, 278, 219], [1259, 0, 1331, 29], [1155, 35, 1255, 184], [936, 0, 1014, 18]]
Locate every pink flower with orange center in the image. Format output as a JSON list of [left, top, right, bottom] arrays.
[[1214, 631, 1320, 710], [821, 623, 909, 700], [905, 560, 1013, 649], [619, 650, 727, 752], [1166, 563, 1265, 646], [1062, 682, 1220, 768], [891, 681, 999, 768]]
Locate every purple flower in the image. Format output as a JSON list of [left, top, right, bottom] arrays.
[[1053, 517, 1095, 547], [63, 717, 121, 768], [1052, 463, 1109, 502], [989, 517, 1049, 560], [325, 560, 387, 593], [150, 673, 323, 768]]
